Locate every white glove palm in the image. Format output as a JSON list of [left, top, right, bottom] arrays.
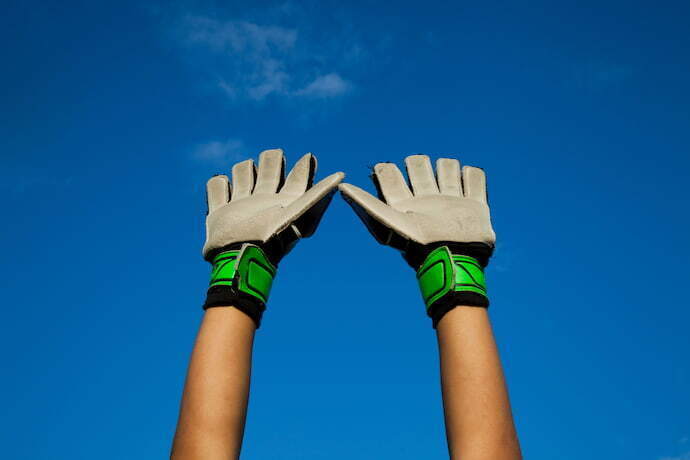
[[203, 149, 344, 261], [339, 155, 495, 266]]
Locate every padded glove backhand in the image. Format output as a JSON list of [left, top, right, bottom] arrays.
[[339, 154, 496, 327], [203, 149, 344, 264]]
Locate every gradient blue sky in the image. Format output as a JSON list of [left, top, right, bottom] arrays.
[[2, 1, 689, 459]]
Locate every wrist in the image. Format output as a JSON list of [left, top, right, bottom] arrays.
[[203, 243, 277, 328], [415, 246, 489, 328], [404, 241, 493, 268]]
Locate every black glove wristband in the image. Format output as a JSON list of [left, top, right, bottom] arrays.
[[414, 245, 491, 328], [202, 244, 277, 328]]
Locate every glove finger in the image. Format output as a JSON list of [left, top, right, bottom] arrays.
[[291, 186, 337, 238], [339, 183, 414, 243], [231, 159, 256, 201], [405, 154, 440, 196], [462, 165, 488, 203], [281, 153, 316, 196], [373, 162, 413, 205], [436, 158, 462, 197], [280, 172, 345, 229], [253, 149, 285, 195], [206, 175, 230, 212]]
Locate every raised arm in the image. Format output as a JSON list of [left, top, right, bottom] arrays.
[[339, 154, 520, 459], [171, 149, 343, 459], [437, 307, 520, 459], [171, 308, 255, 459]]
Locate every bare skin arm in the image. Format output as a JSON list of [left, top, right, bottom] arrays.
[[171, 307, 255, 460], [436, 307, 521, 460], [172, 151, 342, 458]]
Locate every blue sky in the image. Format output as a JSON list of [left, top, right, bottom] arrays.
[[2, 1, 689, 458]]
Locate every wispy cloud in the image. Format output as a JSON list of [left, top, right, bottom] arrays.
[[175, 14, 354, 101], [193, 138, 245, 163], [295, 72, 351, 98], [184, 17, 297, 52]]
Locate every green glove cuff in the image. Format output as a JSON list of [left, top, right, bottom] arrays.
[[416, 246, 489, 328], [203, 243, 277, 328]]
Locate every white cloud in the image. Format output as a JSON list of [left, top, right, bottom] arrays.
[[193, 139, 244, 163], [296, 73, 351, 98], [177, 15, 352, 101], [184, 16, 297, 52]]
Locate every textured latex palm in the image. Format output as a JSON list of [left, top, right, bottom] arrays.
[[339, 154, 495, 267], [339, 154, 496, 327], [203, 149, 344, 263], [202, 149, 343, 327]]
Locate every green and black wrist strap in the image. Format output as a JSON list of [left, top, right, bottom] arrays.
[[203, 243, 277, 328], [416, 246, 489, 328]]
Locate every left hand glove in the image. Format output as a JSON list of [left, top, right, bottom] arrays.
[[202, 149, 344, 327]]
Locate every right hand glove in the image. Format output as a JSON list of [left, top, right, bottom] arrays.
[[203, 149, 344, 327], [339, 154, 496, 327]]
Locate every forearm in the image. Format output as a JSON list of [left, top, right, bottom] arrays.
[[173, 150, 341, 458], [437, 307, 521, 460], [171, 307, 255, 460]]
